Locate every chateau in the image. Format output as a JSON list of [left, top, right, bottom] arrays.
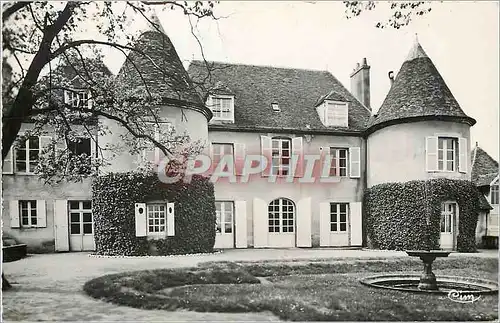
[[2, 23, 498, 252]]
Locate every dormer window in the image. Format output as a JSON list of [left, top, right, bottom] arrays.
[[65, 90, 91, 109], [271, 103, 280, 112], [325, 101, 348, 127], [208, 94, 234, 122]]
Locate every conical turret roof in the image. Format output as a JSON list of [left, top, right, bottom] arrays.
[[366, 39, 476, 134], [116, 14, 203, 107]]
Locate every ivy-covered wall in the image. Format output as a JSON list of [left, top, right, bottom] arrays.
[[92, 173, 216, 256], [364, 178, 481, 252]]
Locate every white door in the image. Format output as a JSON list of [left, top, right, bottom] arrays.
[[268, 198, 296, 248], [440, 202, 457, 250], [214, 201, 234, 248], [69, 201, 95, 251]]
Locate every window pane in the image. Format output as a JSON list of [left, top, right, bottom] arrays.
[[331, 223, 337, 232], [69, 201, 80, 210], [83, 201, 92, 209], [340, 223, 346, 231], [438, 139, 444, 149], [22, 217, 29, 225], [29, 150, 39, 161], [29, 137, 39, 149], [83, 213, 92, 223], [447, 214, 452, 232], [83, 223, 93, 234], [447, 161, 453, 171], [224, 223, 232, 233], [71, 224, 80, 234], [340, 213, 346, 222], [71, 213, 80, 222], [330, 213, 337, 223]]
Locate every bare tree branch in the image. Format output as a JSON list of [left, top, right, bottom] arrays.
[[2, 1, 31, 22]]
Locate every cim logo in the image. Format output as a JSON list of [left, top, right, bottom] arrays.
[[447, 290, 481, 303]]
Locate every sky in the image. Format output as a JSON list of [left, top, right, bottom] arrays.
[[102, 1, 499, 160]]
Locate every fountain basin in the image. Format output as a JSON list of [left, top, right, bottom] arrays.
[[360, 274, 498, 295]]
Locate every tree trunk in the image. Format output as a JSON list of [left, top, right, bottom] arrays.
[[2, 2, 76, 161]]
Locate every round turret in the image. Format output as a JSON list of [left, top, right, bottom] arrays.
[[366, 40, 476, 187]]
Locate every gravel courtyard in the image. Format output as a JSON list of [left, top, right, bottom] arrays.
[[2, 249, 497, 321]]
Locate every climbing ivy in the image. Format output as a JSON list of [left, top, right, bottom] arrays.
[[92, 172, 216, 256], [364, 178, 480, 252]]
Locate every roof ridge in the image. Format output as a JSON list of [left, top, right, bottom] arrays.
[[189, 59, 330, 73]]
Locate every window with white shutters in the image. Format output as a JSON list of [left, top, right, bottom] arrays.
[[19, 200, 37, 228], [147, 204, 167, 235], [330, 203, 349, 232], [329, 148, 348, 177], [271, 138, 291, 176]]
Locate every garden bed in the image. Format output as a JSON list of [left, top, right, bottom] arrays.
[[84, 257, 498, 321]]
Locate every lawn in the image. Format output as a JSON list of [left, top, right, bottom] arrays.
[[83, 257, 498, 321]]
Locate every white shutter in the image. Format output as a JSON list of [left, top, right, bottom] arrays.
[[296, 197, 312, 247], [36, 200, 47, 228], [234, 200, 248, 248], [253, 198, 268, 247], [350, 202, 362, 246], [319, 202, 330, 246], [234, 143, 245, 176], [349, 147, 361, 178], [167, 202, 175, 236], [2, 148, 13, 174], [292, 137, 304, 177], [458, 137, 467, 173], [87, 90, 93, 109], [54, 200, 69, 251], [261, 136, 272, 177], [9, 200, 20, 228], [63, 90, 69, 104], [425, 136, 438, 172], [135, 203, 147, 237]]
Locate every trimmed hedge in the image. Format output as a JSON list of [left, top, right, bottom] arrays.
[[92, 172, 216, 256], [364, 178, 481, 252]]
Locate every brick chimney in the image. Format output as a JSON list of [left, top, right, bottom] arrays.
[[350, 58, 371, 110]]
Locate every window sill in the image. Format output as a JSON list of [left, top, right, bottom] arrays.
[[330, 231, 348, 234], [147, 234, 167, 240]]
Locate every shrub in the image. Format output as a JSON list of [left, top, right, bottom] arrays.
[[92, 172, 216, 256], [364, 179, 481, 252]]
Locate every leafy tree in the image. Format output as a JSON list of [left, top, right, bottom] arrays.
[[343, 1, 433, 29], [2, 1, 218, 183]]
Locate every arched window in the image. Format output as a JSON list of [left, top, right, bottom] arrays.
[[268, 198, 295, 233]]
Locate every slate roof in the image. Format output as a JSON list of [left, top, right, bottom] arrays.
[[471, 145, 499, 186], [366, 41, 476, 134], [187, 61, 371, 133], [116, 30, 203, 107], [478, 193, 493, 211]]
